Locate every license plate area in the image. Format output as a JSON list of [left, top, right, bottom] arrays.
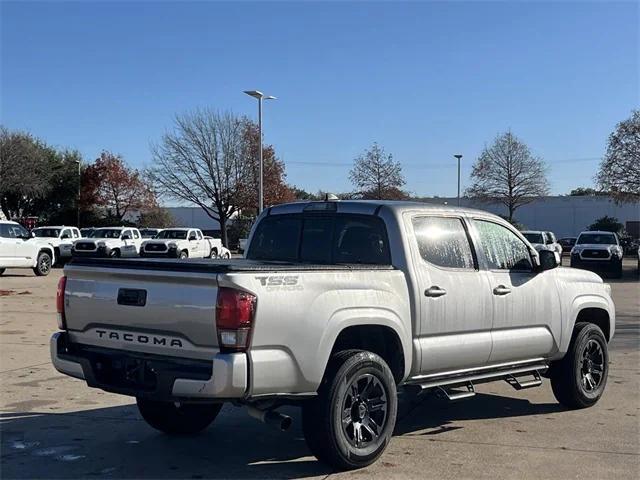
[[92, 355, 158, 391]]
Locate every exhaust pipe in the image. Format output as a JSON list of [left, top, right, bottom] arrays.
[[247, 406, 292, 431]]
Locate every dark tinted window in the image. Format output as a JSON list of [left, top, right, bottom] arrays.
[[576, 233, 617, 245], [300, 217, 333, 263], [475, 220, 533, 271], [248, 214, 391, 265], [412, 216, 475, 269], [333, 216, 390, 264], [248, 216, 302, 261]]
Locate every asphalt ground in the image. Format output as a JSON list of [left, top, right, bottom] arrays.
[[0, 258, 638, 479]]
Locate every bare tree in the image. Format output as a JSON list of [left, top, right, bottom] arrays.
[[148, 109, 248, 246], [467, 131, 549, 222], [349, 143, 406, 199], [596, 110, 640, 202]]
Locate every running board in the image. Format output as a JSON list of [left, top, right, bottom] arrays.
[[437, 382, 475, 401], [505, 370, 542, 390], [409, 362, 549, 391]]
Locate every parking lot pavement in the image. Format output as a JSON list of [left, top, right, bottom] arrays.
[[1, 261, 638, 479]]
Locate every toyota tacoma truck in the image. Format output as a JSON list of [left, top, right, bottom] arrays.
[[51, 200, 615, 470], [72, 227, 143, 258], [570, 230, 624, 278], [140, 228, 224, 259], [32, 226, 81, 264]]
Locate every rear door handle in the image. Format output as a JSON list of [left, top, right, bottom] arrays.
[[493, 285, 512, 296], [425, 286, 447, 298]]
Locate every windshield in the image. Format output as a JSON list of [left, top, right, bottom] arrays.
[[33, 228, 61, 238], [523, 233, 544, 244], [577, 233, 616, 245], [155, 230, 188, 240], [92, 229, 123, 239], [80, 229, 94, 237]]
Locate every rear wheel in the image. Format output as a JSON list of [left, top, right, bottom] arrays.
[[209, 249, 218, 259], [302, 350, 397, 470], [550, 322, 609, 409], [136, 398, 222, 435], [33, 251, 52, 276], [222, 251, 231, 259]]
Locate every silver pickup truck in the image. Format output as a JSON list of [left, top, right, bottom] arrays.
[[51, 200, 615, 470]]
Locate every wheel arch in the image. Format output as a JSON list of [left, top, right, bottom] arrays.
[[36, 245, 55, 266], [568, 295, 615, 345], [319, 311, 411, 385]]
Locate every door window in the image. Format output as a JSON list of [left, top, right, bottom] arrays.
[[61, 229, 71, 239], [133, 230, 140, 239], [412, 216, 475, 269], [474, 220, 533, 271]]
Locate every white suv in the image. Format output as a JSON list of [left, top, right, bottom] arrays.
[[0, 221, 56, 276], [31, 226, 81, 264], [72, 227, 143, 258]]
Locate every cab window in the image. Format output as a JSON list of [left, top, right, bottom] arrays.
[[474, 220, 533, 272], [133, 230, 140, 239], [412, 216, 475, 269]]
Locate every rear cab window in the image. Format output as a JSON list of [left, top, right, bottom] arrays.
[[247, 213, 391, 265]]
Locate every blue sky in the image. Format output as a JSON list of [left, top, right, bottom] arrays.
[[2, 1, 638, 198]]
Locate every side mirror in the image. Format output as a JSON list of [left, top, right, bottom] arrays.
[[537, 249, 559, 272]]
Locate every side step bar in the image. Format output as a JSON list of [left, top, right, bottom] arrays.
[[408, 362, 548, 392], [437, 382, 476, 401]]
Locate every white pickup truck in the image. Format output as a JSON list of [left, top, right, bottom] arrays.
[[31, 226, 81, 264], [51, 200, 615, 470], [72, 227, 143, 258], [140, 228, 227, 259], [0, 220, 55, 276], [521, 230, 562, 256]]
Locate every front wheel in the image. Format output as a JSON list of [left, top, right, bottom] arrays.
[[136, 398, 222, 435], [550, 322, 609, 409], [33, 251, 52, 276], [109, 249, 120, 258], [179, 250, 189, 259], [302, 350, 397, 470]]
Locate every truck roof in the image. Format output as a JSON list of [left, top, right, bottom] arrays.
[[269, 200, 495, 218]]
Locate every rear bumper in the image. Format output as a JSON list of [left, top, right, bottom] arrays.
[[50, 332, 247, 400]]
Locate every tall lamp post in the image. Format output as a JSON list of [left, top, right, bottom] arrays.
[[454, 154, 463, 206], [75, 159, 81, 227], [244, 90, 276, 214]]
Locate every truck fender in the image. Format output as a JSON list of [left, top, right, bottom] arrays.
[[35, 245, 55, 267], [559, 294, 615, 354], [316, 307, 412, 383]]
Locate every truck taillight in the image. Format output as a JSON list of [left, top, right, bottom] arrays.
[[216, 287, 257, 352], [56, 276, 67, 330]]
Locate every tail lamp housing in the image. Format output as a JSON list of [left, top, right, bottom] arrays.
[[56, 276, 67, 330], [216, 287, 257, 352]]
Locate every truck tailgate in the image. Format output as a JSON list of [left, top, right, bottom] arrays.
[[63, 263, 220, 361]]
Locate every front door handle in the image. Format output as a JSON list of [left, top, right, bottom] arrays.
[[493, 285, 512, 296], [425, 286, 447, 298]]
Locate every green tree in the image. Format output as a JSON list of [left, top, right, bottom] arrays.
[[588, 216, 624, 234]]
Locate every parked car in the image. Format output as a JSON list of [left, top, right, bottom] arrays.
[[521, 230, 562, 256], [31, 226, 81, 264], [140, 228, 223, 259], [570, 231, 623, 278], [52, 200, 615, 470], [72, 227, 143, 258], [558, 237, 577, 255], [139, 228, 162, 239], [0, 220, 55, 276]]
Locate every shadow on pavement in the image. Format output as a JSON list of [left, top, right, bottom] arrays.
[[1, 390, 566, 479]]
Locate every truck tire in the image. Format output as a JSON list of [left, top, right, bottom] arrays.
[[33, 251, 52, 276], [302, 350, 397, 470], [136, 398, 222, 435], [179, 250, 189, 259], [0, 268, 5, 276], [109, 249, 120, 258], [550, 322, 609, 409], [209, 249, 218, 259]]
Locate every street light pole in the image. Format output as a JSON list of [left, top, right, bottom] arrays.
[[75, 160, 82, 227], [454, 154, 463, 206], [244, 90, 276, 214]]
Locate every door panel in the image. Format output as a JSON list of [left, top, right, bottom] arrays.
[[472, 219, 561, 363], [407, 214, 493, 374]]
